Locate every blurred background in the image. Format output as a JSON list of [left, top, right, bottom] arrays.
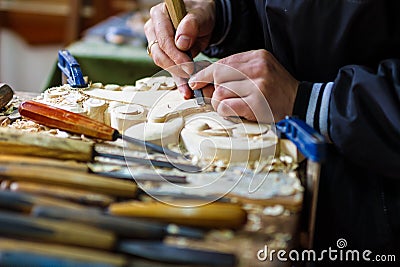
[[0, 0, 161, 92]]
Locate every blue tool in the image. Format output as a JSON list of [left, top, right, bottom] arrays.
[[276, 116, 326, 249], [57, 50, 88, 88], [276, 117, 326, 162]]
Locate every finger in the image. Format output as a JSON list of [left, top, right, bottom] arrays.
[[175, 13, 199, 51], [144, 19, 188, 78], [216, 98, 257, 121], [189, 63, 215, 89], [151, 4, 193, 70], [173, 75, 193, 99]]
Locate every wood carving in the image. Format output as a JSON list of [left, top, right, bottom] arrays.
[[181, 112, 277, 163]]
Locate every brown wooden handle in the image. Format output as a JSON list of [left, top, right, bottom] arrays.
[[108, 200, 247, 229], [165, 0, 187, 29], [0, 127, 94, 162], [10, 181, 115, 207], [0, 83, 14, 109], [19, 100, 118, 141], [0, 212, 115, 249]]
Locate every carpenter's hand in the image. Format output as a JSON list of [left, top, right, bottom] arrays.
[[189, 50, 299, 123], [144, 1, 215, 98]]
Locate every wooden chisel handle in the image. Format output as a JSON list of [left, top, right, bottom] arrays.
[[0, 211, 115, 249], [19, 100, 118, 141], [10, 181, 115, 207], [0, 190, 93, 213], [165, 0, 187, 29], [108, 200, 247, 229], [165, 0, 206, 106], [0, 127, 94, 162], [0, 164, 137, 197], [0, 238, 128, 266]]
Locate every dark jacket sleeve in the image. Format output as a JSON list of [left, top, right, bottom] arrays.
[[203, 0, 264, 58], [293, 59, 400, 179]]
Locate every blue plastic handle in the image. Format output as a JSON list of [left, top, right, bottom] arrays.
[[276, 117, 326, 162], [57, 50, 87, 88]]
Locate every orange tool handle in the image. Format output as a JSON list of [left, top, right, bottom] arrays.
[[19, 100, 118, 141]]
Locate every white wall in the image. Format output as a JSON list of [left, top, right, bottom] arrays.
[[0, 29, 62, 93]]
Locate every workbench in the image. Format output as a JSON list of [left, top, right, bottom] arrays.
[[0, 87, 313, 266]]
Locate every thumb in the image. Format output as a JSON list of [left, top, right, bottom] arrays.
[[175, 14, 198, 51]]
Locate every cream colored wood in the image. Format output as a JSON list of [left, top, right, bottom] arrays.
[[124, 117, 184, 147]]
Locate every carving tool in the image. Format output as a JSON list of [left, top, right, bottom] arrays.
[[0, 238, 128, 267], [32, 205, 204, 240], [165, 0, 206, 106], [0, 83, 14, 110], [108, 200, 247, 229], [0, 123, 199, 173], [8, 181, 115, 207], [0, 164, 137, 197], [0, 210, 236, 266], [0, 211, 114, 249], [0, 190, 97, 213], [0, 251, 114, 267], [0, 154, 189, 183], [19, 100, 183, 158]]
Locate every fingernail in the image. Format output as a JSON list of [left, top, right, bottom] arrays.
[[176, 35, 191, 50], [189, 78, 196, 88]]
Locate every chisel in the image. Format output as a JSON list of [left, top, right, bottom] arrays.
[[0, 190, 97, 213], [32, 205, 204, 240], [0, 127, 200, 173], [18, 100, 183, 158], [108, 200, 248, 229], [0, 154, 188, 184], [0, 83, 14, 110], [0, 251, 114, 267], [0, 238, 128, 267], [0, 211, 236, 266], [8, 181, 115, 207], [165, 0, 206, 106], [0, 211, 114, 249], [0, 164, 137, 197]]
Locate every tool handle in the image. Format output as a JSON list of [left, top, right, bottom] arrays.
[[0, 190, 88, 213], [165, 0, 187, 29], [10, 181, 115, 207], [119, 241, 236, 267], [0, 238, 127, 266], [0, 211, 115, 249], [0, 127, 94, 162], [0, 83, 14, 109], [58, 50, 88, 88], [33, 205, 204, 240], [108, 200, 247, 229], [165, 0, 206, 105], [19, 100, 118, 141], [276, 117, 326, 162], [0, 251, 114, 267], [0, 164, 137, 197]]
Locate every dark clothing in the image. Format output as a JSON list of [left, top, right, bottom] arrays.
[[205, 0, 400, 254]]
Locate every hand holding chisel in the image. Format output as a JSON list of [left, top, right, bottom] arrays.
[[165, 0, 205, 105]]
